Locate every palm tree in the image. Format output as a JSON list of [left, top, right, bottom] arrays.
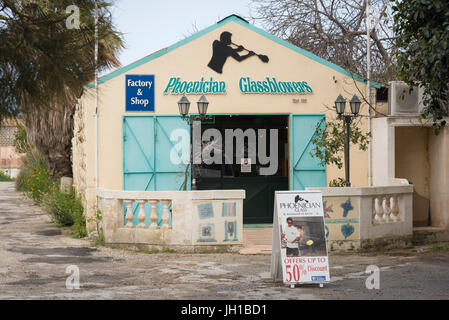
[[0, 0, 124, 177]]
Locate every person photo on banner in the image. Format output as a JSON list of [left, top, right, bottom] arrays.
[[296, 225, 306, 256], [281, 217, 301, 257], [298, 224, 319, 256]]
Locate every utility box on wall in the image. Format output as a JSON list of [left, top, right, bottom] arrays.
[[388, 81, 424, 116]]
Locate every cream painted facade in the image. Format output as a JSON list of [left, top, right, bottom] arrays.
[[74, 15, 375, 231]]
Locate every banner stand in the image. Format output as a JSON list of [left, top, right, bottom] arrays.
[[270, 190, 330, 288]]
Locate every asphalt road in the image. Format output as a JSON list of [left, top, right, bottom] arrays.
[[1, 182, 449, 300]]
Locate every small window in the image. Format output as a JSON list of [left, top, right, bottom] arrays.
[[376, 87, 388, 102]]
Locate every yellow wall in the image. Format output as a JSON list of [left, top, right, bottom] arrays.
[[324, 197, 360, 241], [428, 127, 449, 228], [395, 126, 449, 228], [395, 127, 430, 227], [77, 19, 372, 224]]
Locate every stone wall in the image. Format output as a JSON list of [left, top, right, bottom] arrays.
[[0, 124, 22, 176], [372, 117, 449, 231], [97, 189, 245, 252], [307, 185, 414, 250], [72, 103, 89, 225], [0, 126, 17, 146]]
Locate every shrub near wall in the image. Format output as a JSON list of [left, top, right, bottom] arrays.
[[15, 149, 50, 196], [15, 148, 87, 238], [25, 165, 53, 205], [0, 171, 14, 181], [43, 188, 87, 238]]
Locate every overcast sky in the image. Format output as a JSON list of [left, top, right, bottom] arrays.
[[111, 0, 259, 68]]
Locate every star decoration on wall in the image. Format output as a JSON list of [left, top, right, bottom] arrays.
[[323, 200, 333, 218]]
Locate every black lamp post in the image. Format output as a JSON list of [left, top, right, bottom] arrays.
[[197, 95, 209, 118], [335, 94, 361, 187], [177, 95, 210, 191], [178, 95, 209, 122], [178, 95, 191, 118]]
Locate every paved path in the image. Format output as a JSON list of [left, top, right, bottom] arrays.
[[1, 182, 449, 300]]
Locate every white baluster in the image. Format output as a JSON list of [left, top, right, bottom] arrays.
[[137, 200, 147, 228], [382, 196, 391, 223], [390, 195, 400, 222], [374, 197, 383, 223], [161, 200, 171, 230], [124, 200, 134, 228], [118, 199, 125, 227], [148, 200, 158, 230]]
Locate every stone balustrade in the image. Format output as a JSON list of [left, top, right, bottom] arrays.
[[306, 185, 414, 250], [96, 189, 245, 252], [372, 194, 402, 224], [121, 198, 172, 230]]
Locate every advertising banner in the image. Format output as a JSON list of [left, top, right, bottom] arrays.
[[270, 190, 330, 286]]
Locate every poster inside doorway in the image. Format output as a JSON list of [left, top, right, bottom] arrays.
[[271, 190, 330, 285]]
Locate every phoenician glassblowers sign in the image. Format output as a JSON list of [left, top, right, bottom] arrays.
[[164, 77, 226, 95], [270, 190, 330, 286], [239, 77, 313, 94], [163, 76, 314, 95]]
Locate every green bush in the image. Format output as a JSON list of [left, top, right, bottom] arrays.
[[329, 178, 347, 187], [0, 171, 14, 182], [43, 187, 75, 226], [70, 195, 88, 239], [26, 168, 54, 205], [15, 148, 87, 239], [18, 150, 54, 205], [15, 149, 51, 195], [13, 123, 30, 154], [43, 188, 87, 238]]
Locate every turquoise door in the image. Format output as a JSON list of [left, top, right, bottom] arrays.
[[122, 115, 190, 226], [123, 115, 190, 191], [289, 114, 326, 190]]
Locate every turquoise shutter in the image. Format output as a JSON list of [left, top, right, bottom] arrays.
[[123, 115, 190, 191], [122, 115, 190, 226], [123, 116, 156, 191], [289, 114, 326, 190]]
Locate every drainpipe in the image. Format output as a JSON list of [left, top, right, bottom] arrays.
[[94, 1, 99, 193], [366, 0, 372, 187]]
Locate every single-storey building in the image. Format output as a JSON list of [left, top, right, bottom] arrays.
[[73, 15, 449, 252]]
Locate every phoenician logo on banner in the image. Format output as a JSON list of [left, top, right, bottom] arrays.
[[272, 191, 330, 285]]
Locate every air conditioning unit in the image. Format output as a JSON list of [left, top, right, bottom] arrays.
[[388, 81, 424, 116]]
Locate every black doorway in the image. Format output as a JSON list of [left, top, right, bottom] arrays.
[[193, 115, 289, 224]]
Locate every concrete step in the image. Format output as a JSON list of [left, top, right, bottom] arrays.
[[239, 225, 449, 253], [240, 226, 273, 255], [412, 226, 449, 245]]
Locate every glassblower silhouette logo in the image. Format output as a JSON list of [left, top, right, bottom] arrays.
[[207, 31, 269, 74], [162, 31, 314, 95]]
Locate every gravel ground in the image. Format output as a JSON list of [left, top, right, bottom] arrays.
[[1, 182, 449, 300]]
